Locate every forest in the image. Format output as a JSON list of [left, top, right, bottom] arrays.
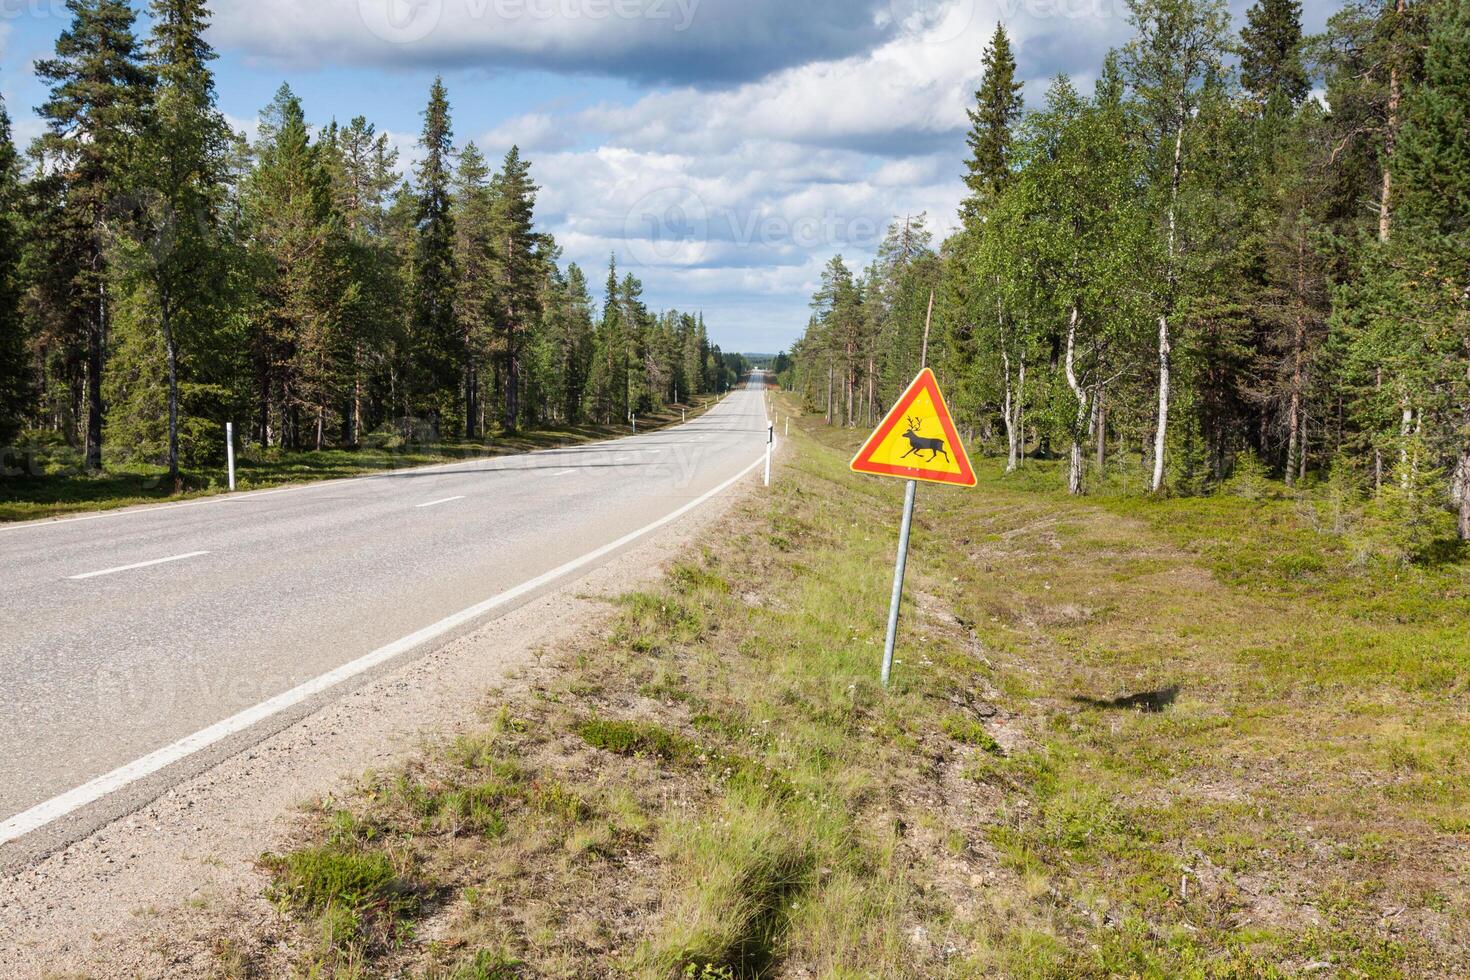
[[0, 0, 746, 491], [782, 0, 1470, 555]]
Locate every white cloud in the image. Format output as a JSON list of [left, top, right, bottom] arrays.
[[475, 4, 1014, 346]]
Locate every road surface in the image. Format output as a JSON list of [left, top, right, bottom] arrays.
[[0, 376, 771, 854]]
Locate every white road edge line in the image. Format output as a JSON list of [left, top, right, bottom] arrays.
[[0, 453, 764, 846], [415, 496, 466, 509], [550, 469, 577, 477], [68, 551, 211, 581]]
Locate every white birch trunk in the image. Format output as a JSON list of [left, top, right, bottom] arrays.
[[1002, 349, 1018, 473], [1064, 305, 1089, 496], [1152, 107, 1186, 495]]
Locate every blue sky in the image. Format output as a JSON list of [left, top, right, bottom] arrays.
[[1, 0, 1337, 354]]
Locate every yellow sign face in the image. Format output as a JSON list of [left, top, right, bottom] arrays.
[[850, 369, 976, 487]]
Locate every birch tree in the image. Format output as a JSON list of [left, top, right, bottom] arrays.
[[1123, 0, 1230, 493]]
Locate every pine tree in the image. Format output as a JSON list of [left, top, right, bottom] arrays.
[[1240, 0, 1309, 114], [490, 145, 541, 430], [960, 23, 1024, 223], [410, 77, 458, 435], [0, 92, 27, 445], [34, 0, 154, 470], [452, 142, 494, 438], [323, 115, 401, 443]]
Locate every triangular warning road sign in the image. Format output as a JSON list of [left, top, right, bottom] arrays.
[[851, 368, 976, 487]]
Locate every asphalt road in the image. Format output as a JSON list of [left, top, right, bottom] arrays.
[[0, 377, 771, 851]]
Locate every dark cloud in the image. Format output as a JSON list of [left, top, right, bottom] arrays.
[[215, 0, 900, 88]]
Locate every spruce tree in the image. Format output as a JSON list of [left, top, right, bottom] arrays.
[[546, 261, 593, 423], [34, 0, 154, 470], [960, 23, 1023, 223], [109, 0, 233, 484], [0, 92, 27, 445], [620, 270, 650, 414], [410, 77, 458, 435], [245, 86, 350, 450], [1240, 0, 1309, 113], [594, 256, 626, 424], [1392, 0, 1470, 538]]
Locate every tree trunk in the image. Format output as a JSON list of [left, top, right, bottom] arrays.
[[826, 361, 833, 425], [1379, 0, 1406, 245], [1017, 356, 1027, 468], [504, 307, 520, 433], [1094, 382, 1106, 471], [161, 290, 181, 492], [1153, 311, 1171, 493], [1460, 340, 1470, 541], [84, 276, 106, 472], [465, 360, 477, 440], [1374, 368, 1384, 490], [1152, 106, 1186, 495], [1002, 349, 1018, 473], [349, 357, 362, 446], [1064, 305, 1088, 496], [867, 358, 875, 425], [1286, 318, 1303, 486]]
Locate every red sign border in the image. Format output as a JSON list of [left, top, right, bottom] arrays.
[[850, 368, 976, 487]]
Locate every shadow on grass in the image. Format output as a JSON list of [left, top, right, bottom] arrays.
[[1071, 685, 1180, 714]]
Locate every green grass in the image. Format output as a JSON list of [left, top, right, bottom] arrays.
[[234, 396, 1470, 978], [262, 845, 420, 961], [0, 396, 720, 523]]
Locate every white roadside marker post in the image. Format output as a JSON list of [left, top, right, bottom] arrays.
[[226, 422, 236, 491], [765, 422, 773, 487], [632, 414, 637, 433]]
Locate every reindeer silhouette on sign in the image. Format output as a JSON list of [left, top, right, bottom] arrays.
[[899, 416, 950, 463]]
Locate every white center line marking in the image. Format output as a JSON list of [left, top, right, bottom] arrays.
[[0, 453, 764, 846], [415, 496, 466, 509], [68, 551, 211, 581]]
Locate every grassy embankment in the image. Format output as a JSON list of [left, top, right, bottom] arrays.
[[0, 397, 717, 523], [225, 395, 1468, 978]]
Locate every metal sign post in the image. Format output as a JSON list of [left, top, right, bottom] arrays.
[[880, 479, 917, 687]]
